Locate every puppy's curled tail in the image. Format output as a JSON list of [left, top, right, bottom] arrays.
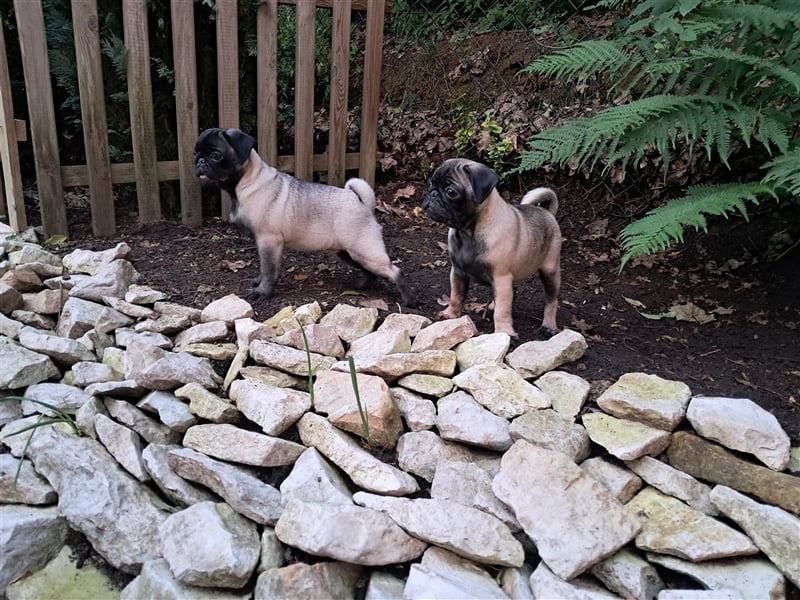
[[345, 178, 377, 211], [521, 187, 558, 216]]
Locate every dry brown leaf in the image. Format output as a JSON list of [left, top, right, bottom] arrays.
[[394, 185, 416, 201], [670, 302, 715, 324], [359, 298, 389, 311], [746, 311, 769, 325], [219, 259, 249, 272]]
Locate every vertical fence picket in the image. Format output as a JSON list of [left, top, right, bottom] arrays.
[[359, 0, 384, 187], [257, 0, 279, 167], [328, 0, 352, 187], [123, 0, 161, 223], [71, 0, 115, 237], [294, 0, 316, 181], [216, 0, 239, 220], [171, 0, 201, 228], [13, 0, 68, 238], [0, 23, 26, 231]]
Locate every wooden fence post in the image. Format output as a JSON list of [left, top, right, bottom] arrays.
[[257, 0, 278, 167], [14, 0, 68, 237], [216, 0, 239, 220], [294, 0, 316, 181], [328, 0, 352, 188], [72, 0, 115, 237], [171, 0, 201, 228], [0, 23, 26, 231], [359, 0, 385, 188], [123, 0, 161, 223]]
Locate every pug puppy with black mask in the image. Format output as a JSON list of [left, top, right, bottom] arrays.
[[194, 127, 414, 306], [422, 158, 561, 337]]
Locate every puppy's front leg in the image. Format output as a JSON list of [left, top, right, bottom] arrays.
[[248, 237, 283, 300], [492, 273, 517, 337], [441, 267, 469, 320]]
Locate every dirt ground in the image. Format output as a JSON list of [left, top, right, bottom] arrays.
[[54, 173, 799, 445]]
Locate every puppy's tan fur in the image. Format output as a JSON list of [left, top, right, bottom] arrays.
[[422, 158, 561, 336], [194, 128, 413, 305]]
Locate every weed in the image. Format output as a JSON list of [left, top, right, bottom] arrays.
[[296, 319, 316, 409], [0, 396, 80, 485], [347, 356, 372, 447]]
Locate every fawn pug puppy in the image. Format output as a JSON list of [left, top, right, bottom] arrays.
[[194, 127, 414, 306], [422, 158, 561, 337]]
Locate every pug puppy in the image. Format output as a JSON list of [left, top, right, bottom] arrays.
[[194, 128, 414, 306], [422, 158, 561, 337]]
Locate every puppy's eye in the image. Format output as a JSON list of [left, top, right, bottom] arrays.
[[210, 151, 223, 162], [445, 187, 459, 199]]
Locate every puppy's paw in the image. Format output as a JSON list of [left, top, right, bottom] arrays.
[[438, 307, 462, 320], [538, 325, 560, 338], [494, 324, 518, 338], [246, 288, 274, 302]]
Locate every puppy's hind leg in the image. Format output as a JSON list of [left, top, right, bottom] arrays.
[[338, 250, 377, 290], [342, 248, 416, 307], [538, 265, 560, 336]]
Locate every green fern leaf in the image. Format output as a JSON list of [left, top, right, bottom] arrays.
[[763, 148, 800, 197], [521, 40, 636, 81], [619, 182, 778, 268]]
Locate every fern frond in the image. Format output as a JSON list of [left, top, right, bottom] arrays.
[[521, 40, 638, 81], [619, 182, 778, 268], [688, 46, 800, 94], [700, 4, 800, 31], [518, 94, 752, 173], [763, 148, 800, 197]]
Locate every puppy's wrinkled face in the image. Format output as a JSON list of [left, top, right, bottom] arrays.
[[422, 158, 500, 229], [193, 128, 256, 189]]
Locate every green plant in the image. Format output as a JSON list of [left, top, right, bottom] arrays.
[[0, 397, 80, 485], [296, 318, 316, 409], [517, 0, 800, 267], [347, 356, 372, 447], [456, 107, 519, 173]]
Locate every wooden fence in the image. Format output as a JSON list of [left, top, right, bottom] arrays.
[[0, 0, 388, 238]]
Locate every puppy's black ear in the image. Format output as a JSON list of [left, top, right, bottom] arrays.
[[223, 129, 256, 162], [467, 163, 500, 203]]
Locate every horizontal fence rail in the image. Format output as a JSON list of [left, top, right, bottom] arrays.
[[0, 0, 389, 238]]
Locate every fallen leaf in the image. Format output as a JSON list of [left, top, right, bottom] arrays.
[[394, 185, 416, 200], [670, 302, 715, 324], [623, 296, 647, 310], [219, 259, 249, 272], [710, 306, 735, 316], [746, 311, 769, 325], [359, 298, 389, 311]]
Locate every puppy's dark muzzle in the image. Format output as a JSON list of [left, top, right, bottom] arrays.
[[422, 192, 448, 224]]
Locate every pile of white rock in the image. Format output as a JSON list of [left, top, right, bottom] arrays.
[[1, 228, 798, 600]]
